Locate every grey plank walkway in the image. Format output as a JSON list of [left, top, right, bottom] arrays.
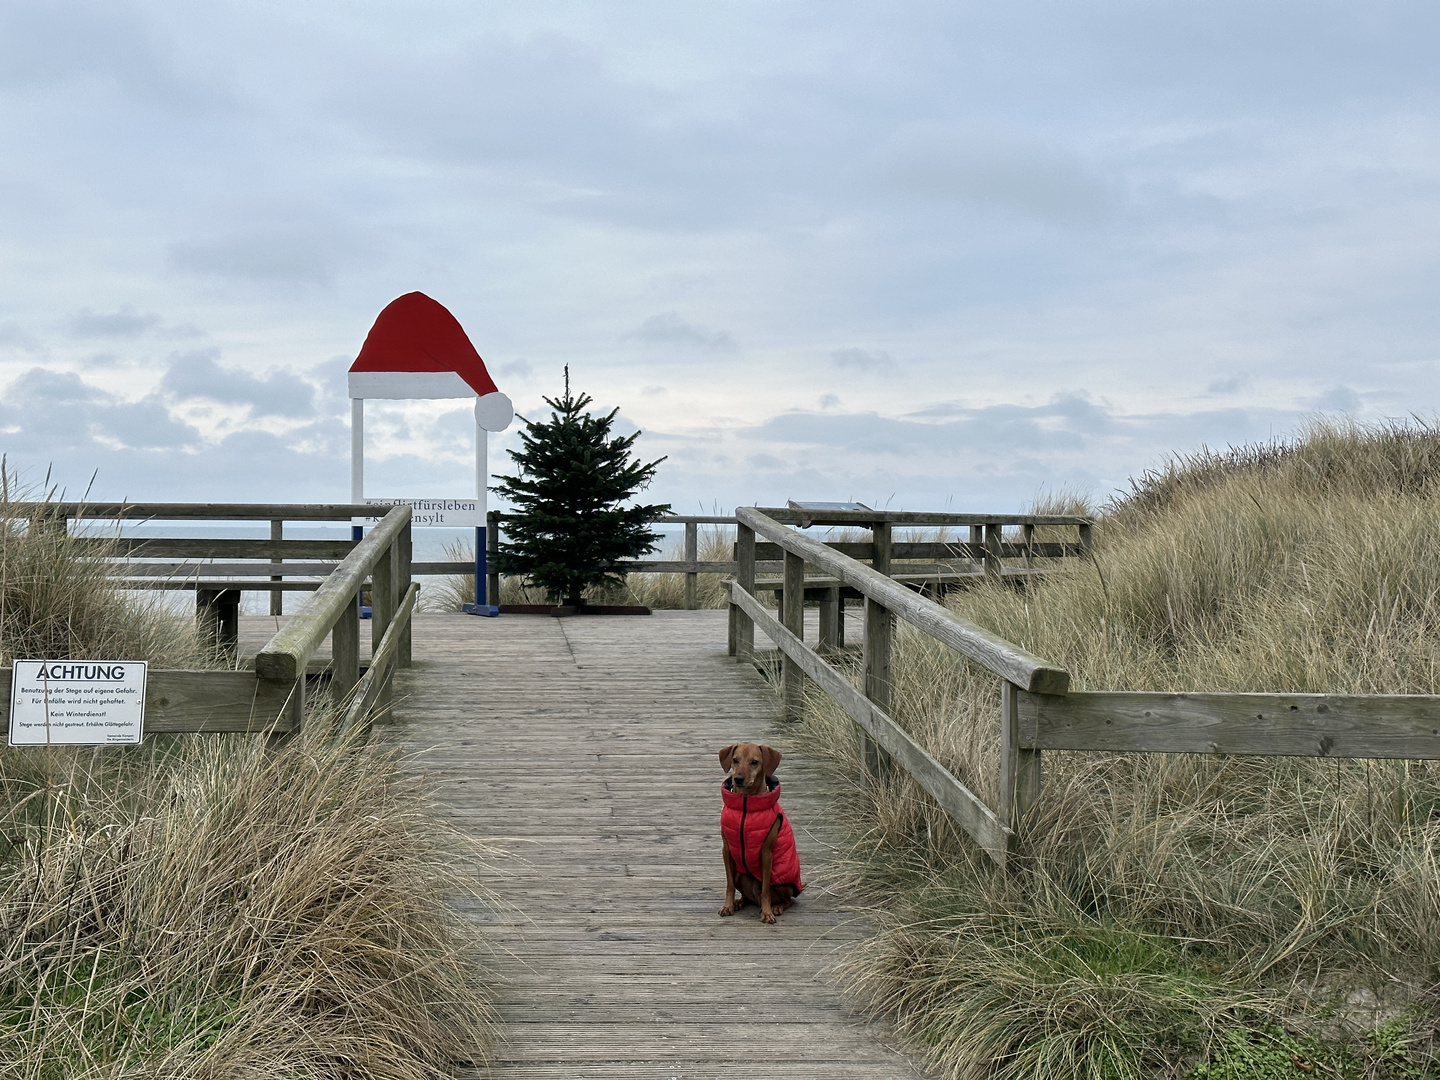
[[382, 609, 923, 1080]]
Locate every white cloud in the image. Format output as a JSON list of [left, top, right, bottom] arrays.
[[0, 1, 1437, 509]]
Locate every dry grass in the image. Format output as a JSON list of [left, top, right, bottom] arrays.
[[0, 480, 496, 1078], [0, 727, 495, 1079], [788, 418, 1440, 1079], [427, 527, 734, 610]]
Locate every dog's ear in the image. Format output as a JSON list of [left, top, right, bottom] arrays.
[[760, 745, 781, 777], [718, 744, 738, 771]]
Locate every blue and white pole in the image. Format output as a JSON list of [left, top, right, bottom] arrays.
[[462, 393, 512, 616]]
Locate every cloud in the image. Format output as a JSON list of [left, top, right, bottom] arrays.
[[626, 312, 738, 352], [167, 215, 365, 287], [830, 348, 896, 373], [68, 306, 161, 338], [160, 348, 316, 418], [0, 0, 228, 110], [871, 124, 1109, 222], [0, 368, 199, 452], [0, 321, 43, 354], [1309, 385, 1362, 413], [1208, 374, 1249, 394], [748, 393, 1267, 461], [497, 358, 533, 380]]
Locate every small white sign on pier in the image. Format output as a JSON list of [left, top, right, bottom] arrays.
[[8, 660, 148, 746], [357, 497, 484, 528]]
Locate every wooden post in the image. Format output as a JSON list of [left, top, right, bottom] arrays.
[[818, 586, 840, 653], [969, 524, 983, 575], [372, 541, 396, 709], [731, 523, 756, 661], [267, 676, 304, 748], [782, 550, 805, 720], [861, 521, 894, 776], [1078, 522, 1093, 557], [397, 518, 413, 669], [486, 511, 501, 607], [197, 588, 240, 657], [984, 523, 1003, 581], [270, 518, 284, 616], [684, 520, 698, 610], [331, 589, 361, 703], [1022, 523, 1035, 570], [999, 680, 1041, 842]]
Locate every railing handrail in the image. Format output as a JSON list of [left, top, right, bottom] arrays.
[[3, 502, 382, 521], [753, 506, 1092, 527], [256, 505, 411, 681], [735, 506, 1070, 695]]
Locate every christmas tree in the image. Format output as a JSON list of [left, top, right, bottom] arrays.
[[492, 368, 671, 606]]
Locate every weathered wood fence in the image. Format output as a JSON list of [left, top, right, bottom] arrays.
[[726, 506, 1440, 868], [1, 502, 419, 743], [479, 510, 1086, 610]]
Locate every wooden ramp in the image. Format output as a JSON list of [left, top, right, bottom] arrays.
[[388, 609, 924, 1080]]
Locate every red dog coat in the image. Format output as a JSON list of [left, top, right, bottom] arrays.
[[720, 777, 804, 892]]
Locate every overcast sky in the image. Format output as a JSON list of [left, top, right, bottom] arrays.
[[1, 1, 1436, 514]]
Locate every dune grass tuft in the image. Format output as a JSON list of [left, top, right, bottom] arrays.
[[0, 727, 495, 1080], [0, 480, 495, 1077], [789, 417, 1440, 1078]]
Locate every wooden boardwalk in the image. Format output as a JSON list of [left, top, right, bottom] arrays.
[[379, 609, 924, 1080]]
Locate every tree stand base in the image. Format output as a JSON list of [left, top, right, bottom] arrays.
[[461, 603, 500, 617], [497, 603, 652, 617]]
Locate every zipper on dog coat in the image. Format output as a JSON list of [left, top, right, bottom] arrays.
[[720, 777, 804, 892]]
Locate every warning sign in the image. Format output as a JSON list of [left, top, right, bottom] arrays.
[[8, 660, 148, 746]]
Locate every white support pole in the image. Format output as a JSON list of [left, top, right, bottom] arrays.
[[350, 398, 364, 503], [351, 398, 364, 542], [464, 406, 499, 615]]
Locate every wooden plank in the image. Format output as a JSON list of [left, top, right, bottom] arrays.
[[332, 589, 361, 702], [755, 506, 1092, 527], [998, 681, 1041, 838], [269, 519, 284, 616], [11, 502, 377, 521], [341, 583, 418, 738], [614, 560, 735, 574], [120, 580, 324, 592], [108, 561, 341, 577], [256, 505, 411, 681], [736, 507, 1070, 695], [0, 668, 295, 734], [684, 521, 698, 610], [753, 541, 1081, 561], [1017, 690, 1440, 759], [782, 550, 805, 720], [379, 608, 926, 1079], [728, 583, 1009, 862], [862, 523, 893, 775], [732, 523, 755, 660], [96, 538, 355, 559]]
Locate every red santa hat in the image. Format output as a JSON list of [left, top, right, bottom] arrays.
[[347, 291, 513, 430]]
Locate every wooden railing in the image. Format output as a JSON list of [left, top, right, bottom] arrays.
[[257, 505, 415, 740], [726, 506, 1440, 869], [0, 502, 417, 744], [479, 510, 1088, 610]]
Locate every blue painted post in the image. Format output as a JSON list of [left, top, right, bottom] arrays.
[[475, 525, 485, 608]]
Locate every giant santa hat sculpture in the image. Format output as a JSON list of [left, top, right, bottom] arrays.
[[348, 292, 513, 614]]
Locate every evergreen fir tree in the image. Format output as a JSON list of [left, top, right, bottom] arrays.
[[492, 368, 671, 606]]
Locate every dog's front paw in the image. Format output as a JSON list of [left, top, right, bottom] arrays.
[[718, 901, 736, 917], [760, 908, 777, 924]]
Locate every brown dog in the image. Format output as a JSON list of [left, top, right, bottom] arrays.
[[717, 743, 804, 923]]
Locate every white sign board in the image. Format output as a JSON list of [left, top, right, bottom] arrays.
[[356, 497, 484, 528], [8, 660, 148, 746]]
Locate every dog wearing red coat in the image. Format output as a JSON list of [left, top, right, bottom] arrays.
[[717, 743, 804, 923]]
